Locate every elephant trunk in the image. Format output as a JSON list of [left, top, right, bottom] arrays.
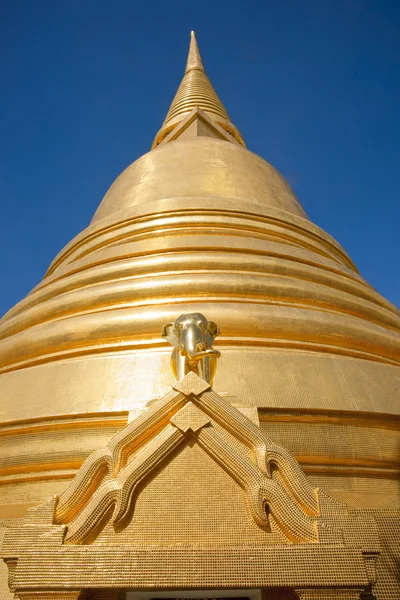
[[184, 348, 221, 361]]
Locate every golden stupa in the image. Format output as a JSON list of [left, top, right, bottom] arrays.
[[0, 32, 399, 600]]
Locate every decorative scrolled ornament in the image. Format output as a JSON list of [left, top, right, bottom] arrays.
[[161, 313, 221, 385]]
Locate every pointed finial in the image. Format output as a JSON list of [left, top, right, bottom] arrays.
[[152, 31, 245, 148], [185, 31, 204, 73]]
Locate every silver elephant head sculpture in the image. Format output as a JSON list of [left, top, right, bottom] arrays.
[[161, 313, 221, 385]]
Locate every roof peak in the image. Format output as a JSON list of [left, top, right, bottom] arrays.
[[185, 31, 204, 73]]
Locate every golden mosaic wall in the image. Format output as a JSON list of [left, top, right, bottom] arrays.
[[0, 375, 384, 598]]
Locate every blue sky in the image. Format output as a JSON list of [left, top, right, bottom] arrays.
[[1, 0, 399, 317]]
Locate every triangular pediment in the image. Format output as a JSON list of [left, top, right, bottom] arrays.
[[158, 107, 242, 146], [42, 372, 320, 544]]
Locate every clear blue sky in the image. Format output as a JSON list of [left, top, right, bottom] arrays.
[[1, 0, 399, 317]]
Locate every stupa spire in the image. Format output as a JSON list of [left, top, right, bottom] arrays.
[[152, 31, 245, 148], [185, 31, 204, 73]]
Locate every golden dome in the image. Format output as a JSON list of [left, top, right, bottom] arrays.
[[91, 138, 307, 223]]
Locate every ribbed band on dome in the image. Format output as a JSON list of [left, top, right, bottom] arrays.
[[163, 68, 230, 125]]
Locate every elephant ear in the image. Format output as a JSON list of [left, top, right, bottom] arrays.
[[161, 322, 178, 346], [207, 321, 220, 340]]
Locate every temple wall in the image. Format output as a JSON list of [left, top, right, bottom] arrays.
[[94, 443, 288, 546], [1, 350, 399, 422], [0, 349, 398, 516]]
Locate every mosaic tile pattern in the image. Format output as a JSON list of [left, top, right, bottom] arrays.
[[0, 375, 382, 598]]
